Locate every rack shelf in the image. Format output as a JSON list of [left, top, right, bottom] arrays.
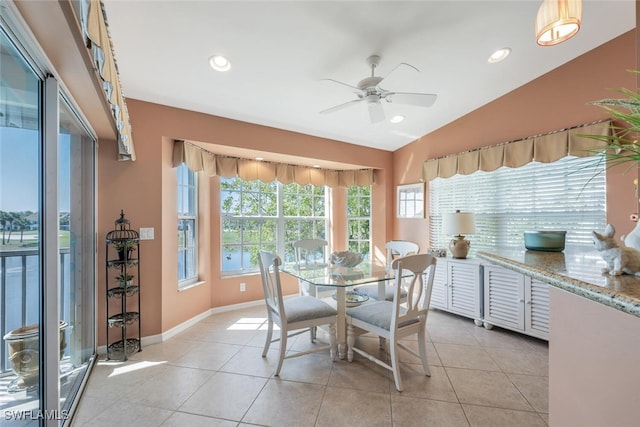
[[105, 211, 141, 361]]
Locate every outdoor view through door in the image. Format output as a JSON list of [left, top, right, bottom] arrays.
[[0, 24, 96, 423]]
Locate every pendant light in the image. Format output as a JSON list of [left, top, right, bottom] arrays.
[[535, 0, 582, 46]]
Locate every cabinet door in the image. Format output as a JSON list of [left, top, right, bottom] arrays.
[[525, 277, 549, 339], [447, 261, 482, 318], [484, 265, 525, 331], [430, 259, 448, 309]]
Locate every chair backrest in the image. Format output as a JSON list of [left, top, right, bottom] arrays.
[[258, 250, 286, 322], [390, 253, 437, 330], [385, 240, 420, 270], [292, 239, 328, 266]]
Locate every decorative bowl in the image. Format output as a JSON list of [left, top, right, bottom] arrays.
[[524, 230, 566, 252], [329, 251, 364, 268], [332, 290, 369, 307]]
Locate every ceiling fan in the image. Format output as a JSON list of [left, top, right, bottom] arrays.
[[320, 55, 438, 124]]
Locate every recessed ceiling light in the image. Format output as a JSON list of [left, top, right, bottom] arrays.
[[209, 55, 231, 72], [488, 48, 511, 64], [390, 115, 405, 123], [313, 164, 320, 168], [255, 157, 264, 161]]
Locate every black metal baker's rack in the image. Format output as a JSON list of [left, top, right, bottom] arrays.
[[105, 210, 141, 360]]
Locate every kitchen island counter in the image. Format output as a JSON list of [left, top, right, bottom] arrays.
[[477, 247, 640, 318], [478, 247, 640, 426]]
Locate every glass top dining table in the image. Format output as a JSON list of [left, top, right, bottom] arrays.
[[280, 261, 403, 358]]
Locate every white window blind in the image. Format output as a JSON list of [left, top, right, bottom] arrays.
[[429, 155, 606, 254]]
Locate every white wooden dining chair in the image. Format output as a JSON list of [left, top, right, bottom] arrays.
[[346, 253, 437, 391], [258, 250, 337, 376], [292, 238, 333, 297], [356, 240, 420, 301]]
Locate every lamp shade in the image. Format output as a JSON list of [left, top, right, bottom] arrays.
[[442, 211, 476, 235], [535, 0, 581, 46]]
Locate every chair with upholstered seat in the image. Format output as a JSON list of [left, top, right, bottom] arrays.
[[346, 253, 436, 391], [292, 238, 333, 297], [356, 240, 420, 301], [258, 250, 337, 376]]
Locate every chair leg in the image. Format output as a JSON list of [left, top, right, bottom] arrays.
[[262, 319, 273, 357], [310, 326, 316, 343], [275, 328, 287, 376], [379, 337, 386, 350], [346, 323, 355, 362], [418, 327, 431, 377], [329, 322, 337, 361], [389, 338, 403, 392]]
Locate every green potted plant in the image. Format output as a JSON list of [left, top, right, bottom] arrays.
[[115, 273, 134, 288], [112, 240, 136, 261], [583, 72, 640, 249], [582, 71, 640, 169]]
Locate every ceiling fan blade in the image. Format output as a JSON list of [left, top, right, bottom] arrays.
[[386, 92, 437, 108], [321, 78, 362, 93], [319, 98, 363, 115], [378, 62, 419, 88], [368, 100, 385, 123]]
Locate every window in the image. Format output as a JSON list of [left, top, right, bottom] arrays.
[[347, 185, 371, 257], [397, 183, 424, 218], [221, 177, 329, 274], [177, 164, 198, 286], [429, 155, 606, 254]]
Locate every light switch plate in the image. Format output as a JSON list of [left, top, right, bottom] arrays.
[[139, 227, 154, 240]]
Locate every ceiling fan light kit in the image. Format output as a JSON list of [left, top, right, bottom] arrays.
[[320, 55, 437, 124]]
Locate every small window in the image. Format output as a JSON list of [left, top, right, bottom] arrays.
[[177, 164, 198, 287], [347, 185, 371, 257]]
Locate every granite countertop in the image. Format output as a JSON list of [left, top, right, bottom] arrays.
[[477, 247, 640, 318]]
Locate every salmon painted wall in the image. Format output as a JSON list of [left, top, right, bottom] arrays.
[[98, 102, 394, 340], [393, 30, 639, 246]]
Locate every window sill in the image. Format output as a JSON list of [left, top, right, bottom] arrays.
[[221, 271, 259, 279], [178, 280, 205, 292]]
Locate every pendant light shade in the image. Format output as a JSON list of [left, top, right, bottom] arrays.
[[535, 0, 582, 46]]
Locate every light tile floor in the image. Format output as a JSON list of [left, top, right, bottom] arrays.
[[72, 305, 549, 427]]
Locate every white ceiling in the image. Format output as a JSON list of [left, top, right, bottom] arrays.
[[103, 0, 635, 152]]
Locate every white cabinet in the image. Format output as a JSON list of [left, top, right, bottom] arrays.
[[483, 264, 549, 340], [483, 265, 525, 331], [430, 258, 483, 326], [430, 259, 448, 309], [525, 277, 549, 339]]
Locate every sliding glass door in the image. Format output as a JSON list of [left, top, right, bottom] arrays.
[[1, 15, 96, 426], [0, 23, 43, 419], [58, 98, 96, 417]]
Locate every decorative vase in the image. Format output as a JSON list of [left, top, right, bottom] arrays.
[[3, 321, 68, 392], [621, 221, 640, 250]]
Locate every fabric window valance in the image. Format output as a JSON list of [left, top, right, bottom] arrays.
[[422, 120, 611, 181], [172, 140, 375, 187], [84, 0, 135, 161]]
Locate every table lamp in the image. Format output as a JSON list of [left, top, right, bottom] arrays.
[[442, 210, 476, 259]]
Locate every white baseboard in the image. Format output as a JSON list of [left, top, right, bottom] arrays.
[[97, 299, 266, 355]]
